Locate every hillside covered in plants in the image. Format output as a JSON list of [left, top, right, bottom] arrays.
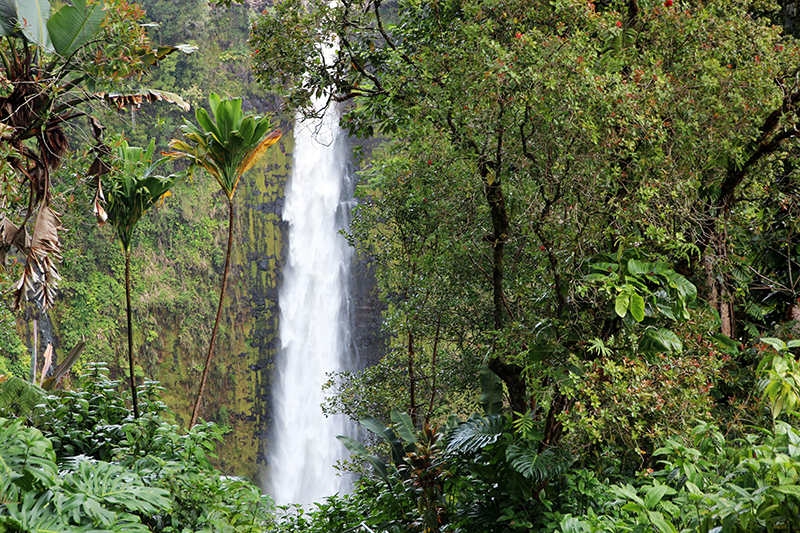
[[2, 0, 800, 531], [1, 0, 295, 480]]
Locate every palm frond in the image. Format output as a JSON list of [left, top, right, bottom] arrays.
[[445, 415, 508, 455]]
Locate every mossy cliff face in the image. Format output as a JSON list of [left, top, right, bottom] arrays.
[[17, 127, 294, 480]]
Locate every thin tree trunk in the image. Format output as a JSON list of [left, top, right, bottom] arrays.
[[191, 197, 234, 427], [126, 249, 139, 419], [31, 316, 38, 384], [408, 330, 417, 425], [426, 318, 441, 424]]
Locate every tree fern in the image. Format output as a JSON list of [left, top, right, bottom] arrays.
[[0, 376, 48, 417], [506, 442, 572, 482], [446, 415, 508, 455]]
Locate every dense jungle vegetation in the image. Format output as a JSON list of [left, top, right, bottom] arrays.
[[2, 0, 800, 531]]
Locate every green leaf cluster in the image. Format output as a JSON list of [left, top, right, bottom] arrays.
[[0, 363, 274, 533]]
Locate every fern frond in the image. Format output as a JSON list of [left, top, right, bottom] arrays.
[[445, 415, 507, 455], [0, 376, 48, 417], [743, 321, 761, 338], [506, 442, 572, 482], [745, 300, 772, 321]]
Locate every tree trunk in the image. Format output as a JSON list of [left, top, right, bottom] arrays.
[[191, 196, 234, 427], [408, 330, 417, 425], [484, 172, 528, 416], [126, 249, 140, 419]]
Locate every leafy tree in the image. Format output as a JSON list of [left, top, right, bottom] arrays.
[[100, 139, 181, 419], [166, 92, 281, 426], [252, 0, 800, 454], [0, 0, 194, 309]]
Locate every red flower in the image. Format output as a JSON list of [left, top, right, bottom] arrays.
[[427, 160, 432, 165], [616, 21, 622, 27], [540, 245, 546, 251], [664, 0, 672, 6], [515, 32, 522, 38]]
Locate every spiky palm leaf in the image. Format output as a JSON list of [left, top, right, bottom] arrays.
[[104, 139, 180, 252], [445, 415, 508, 455], [166, 93, 281, 200]]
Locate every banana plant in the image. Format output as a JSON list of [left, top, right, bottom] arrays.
[[0, 0, 194, 310], [101, 139, 182, 419], [166, 92, 281, 426]]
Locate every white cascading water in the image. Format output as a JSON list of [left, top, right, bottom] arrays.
[[267, 87, 357, 505]]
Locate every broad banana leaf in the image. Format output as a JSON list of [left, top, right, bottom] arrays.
[[47, 0, 103, 57], [17, 0, 52, 52], [0, 0, 21, 37]]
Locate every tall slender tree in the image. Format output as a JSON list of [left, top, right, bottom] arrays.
[[166, 93, 281, 426], [102, 139, 181, 419]]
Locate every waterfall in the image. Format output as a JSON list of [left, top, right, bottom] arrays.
[[267, 91, 358, 505]]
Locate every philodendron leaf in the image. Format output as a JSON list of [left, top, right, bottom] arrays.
[[629, 292, 645, 322], [615, 292, 630, 318], [627, 258, 652, 275], [639, 328, 682, 354]]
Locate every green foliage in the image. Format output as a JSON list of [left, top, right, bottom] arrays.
[[757, 336, 800, 419], [561, 350, 722, 471], [167, 92, 281, 201], [0, 364, 273, 533], [103, 139, 183, 252], [253, 0, 800, 467]]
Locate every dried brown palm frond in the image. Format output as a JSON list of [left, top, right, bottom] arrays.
[[0, 215, 31, 265], [12, 206, 63, 310]]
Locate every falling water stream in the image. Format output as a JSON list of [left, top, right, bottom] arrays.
[[267, 89, 358, 505]]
